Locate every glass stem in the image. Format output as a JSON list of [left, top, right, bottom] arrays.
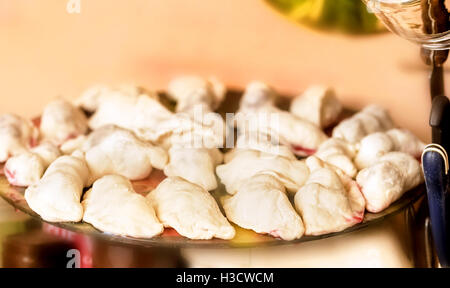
[[430, 64, 445, 100]]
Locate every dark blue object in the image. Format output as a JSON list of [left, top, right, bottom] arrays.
[[423, 145, 450, 267], [423, 94, 450, 267]]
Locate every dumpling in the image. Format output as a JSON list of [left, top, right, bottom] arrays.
[[216, 150, 309, 195], [315, 138, 358, 178], [60, 135, 87, 155], [235, 82, 328, 156], [166, 78, 227, 149], [40, 99, 88, 146], [379, 152, 423, 191], [0, 114, 38, 163], [355, 129, 426, 170], [332, 105, 394, 143], [160, 105, 226, 150], [164, 147, 222, 191], [4, 142, 61, 187], [356, 152, 423, 213], [88, 92, 224, 148], [88, 93, 174, 142], [4, 153, 44, 187], [237, 81, 277, 113], [363, 105, 395, 130], [276, 110, 328, 155], [294, 156, 365, 235], [75, 84, 146, 113], [167, 75, 226, 112], [290, 85, 342, 128], [82, 125, 168, 181], [385, 129, 425, 158], [222, 173, 304, 241], [147, 177, 235, 240], [233, 131, 296, 160], [354, 132, 393, 170], [30, 142, 62, 167], [24, 153, 90, 222], [82, 175, 163, 238], [223, 131, 296, 163], [163, 77, 227, 150]]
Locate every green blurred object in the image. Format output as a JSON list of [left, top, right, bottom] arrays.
[[266, 0, 385, 34]]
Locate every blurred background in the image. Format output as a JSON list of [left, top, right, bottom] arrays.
[[0, 0, 443, 267], [0, 0, 437, 140]]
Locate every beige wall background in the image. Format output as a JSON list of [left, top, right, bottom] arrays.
[[0, 0, 444, 141]]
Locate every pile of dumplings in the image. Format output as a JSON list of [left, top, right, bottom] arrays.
[[0, 76, 425, 241]]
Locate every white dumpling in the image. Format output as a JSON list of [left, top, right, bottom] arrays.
[[161, 104, 226, 150], [82, 175, 163, 238], [147, 177, 235, 240], [315, 138, 358, 178], [60, 135, 87, 155], [355, 129, 426, 170], [290, 85, 342, 128], [0, 114, 38, 162], [76, 84, 146, 113], [24, 154, 90, 222], [363, 105, 395, 130], [88, 92, 224, 148], [378, 152, 423, 191], [167, 75, 226, 112], [385, 129, 425, 158], [237, 81, 277, 113], [30, 142, 61, 167], [235, 83, 327, 156], [355, 132, 393, 170], [40, 99, 88, 146], [356, 152, 423, 213], [89, 93, 174, 142], [294, 156, 365, 236], [4, 142, 61, 187], [234, 131, 296, 160], [216, 150, 309, 195], [222, 173, 304, 241], [223, 148, 251, 164], [332, 105, 394, 143], [276, 110, 328, 155], [223, 132, 296, 163], [164, 147, 222, 191], [76, 84, 111, 112], [4, 153, 44, 187], [82, 125, 167, 181]]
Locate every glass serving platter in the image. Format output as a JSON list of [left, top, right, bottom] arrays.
[[0, 90, 425, 248]]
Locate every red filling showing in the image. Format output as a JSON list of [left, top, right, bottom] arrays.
[[132, 169, 167, 195], [291, 145, 316, 156], [65, 133, 78, 142], [352, 214, 364, 223], [269, 229, 281, 238], [4, 168, 16, 183], [344, 212, 364, 224], [32, 117, 41, 128], [356, 182, 363, 193], [162, 228, 181, 237], [29, 137, 39, 148]]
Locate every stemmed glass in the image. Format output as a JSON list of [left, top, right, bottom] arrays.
[[361, 0, 450, 267], [363, 0, 450, 96], [362, 0, 450, 50]]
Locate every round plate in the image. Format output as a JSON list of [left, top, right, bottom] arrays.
[[0, 89, 426, 248], [0, 175, 424, 248]]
